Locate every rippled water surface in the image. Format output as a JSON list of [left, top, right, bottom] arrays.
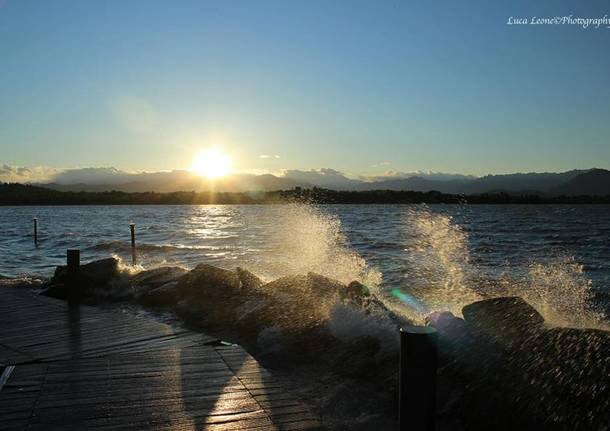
[[2, 204, 609, 323]]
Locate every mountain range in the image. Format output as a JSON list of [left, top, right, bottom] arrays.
[[12, 167, 610, 196]]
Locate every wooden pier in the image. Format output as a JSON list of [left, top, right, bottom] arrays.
[[0, 288, 323, 431]]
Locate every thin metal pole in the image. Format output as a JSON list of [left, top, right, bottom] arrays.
[[33, 217, 38, 246], [399, 326, 438, 431], [130, 223, 136, 265]]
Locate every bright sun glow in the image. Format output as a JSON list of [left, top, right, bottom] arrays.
[[190, 148, 232, 179]]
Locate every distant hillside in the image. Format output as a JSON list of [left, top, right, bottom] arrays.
[[42, 172, 305, 193], [24, 167, 610, 196], [551, 169, 610, 196], [462, 170, 587, 194], [2, 183, 610, 205]]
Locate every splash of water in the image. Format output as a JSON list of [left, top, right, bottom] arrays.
[[261, 203, 382, 288], [112, 253, 147, 275], [399, 206, 481, 316], [396, 206, 607, 329], [523, 255, 607, 329]]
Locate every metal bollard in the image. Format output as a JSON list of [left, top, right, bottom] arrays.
[[399, 325, 438, 431], [129, 223, 136, 265]]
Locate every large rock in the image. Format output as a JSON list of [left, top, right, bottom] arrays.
[[235, 267, 264, 291], [462, 296, 545, 345], [51, 257, 119, 285], [139, 281, 179, 306], [175, 264, 241, 297], [131, 266, 188, 297], [45, 258, 124, 300], [173, 264, 246, 328], [520, 326, 610, 430]]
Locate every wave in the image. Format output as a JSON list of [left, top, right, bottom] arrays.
[[392, 205, 608, 329], [9, 203, 607, 331]]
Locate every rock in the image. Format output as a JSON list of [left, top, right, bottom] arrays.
[[173, 264, 244, 327], [139, 281, 179, 306], [81, 258, 120, 283], [344, 281, 370, 305], [175, 263, 241, 297], [236, 267, 263, 290], [260, 274, 308, 294], [519, 326, 610, 430], [331, 336, 381, 378], [462, 296, 545, 345], [306, 272, 347, 300], [45, 258, 122, 300], [51, 257, 119, 285], [427, 311, 469, 341], [131, 266, 187, 296]]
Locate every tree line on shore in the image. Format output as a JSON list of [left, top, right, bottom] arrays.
[[1, 183, 609, 205]]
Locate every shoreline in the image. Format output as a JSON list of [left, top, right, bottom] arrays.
[[3, 183, 610, 205], [4, 256, 608, 430]]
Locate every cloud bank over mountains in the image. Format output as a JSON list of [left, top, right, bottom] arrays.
[[1, 165, 476, 186], [0, 164, 62, 183], [1, 164, 608, 195]]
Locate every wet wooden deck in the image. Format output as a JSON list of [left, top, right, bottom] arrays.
[[0, 288, 323, 431]]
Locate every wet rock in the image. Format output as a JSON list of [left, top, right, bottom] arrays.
[[427, 311, 468, 339], [45, 258, 123, 301], [236, 267, 263, 290], [173, 264, 244, 327], [331, 336, 382, 378], [50, 257, 119, 286], [344, 281, 370, 305], [448, 297, 610, 431], [82, 257, 120, 282], [462, 296, 545, 345], [427, 311, 474, 360], [256, 274, 339, 319], [234, 274, 346, 357], [517, 326, 610, 431], [306, 272, 347, 299], [176, 264, 240, 296], [131, 266, 187, 296], [139, 281, 179, 306]]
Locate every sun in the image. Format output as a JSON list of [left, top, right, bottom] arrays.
[[190, 148, 232, 179]]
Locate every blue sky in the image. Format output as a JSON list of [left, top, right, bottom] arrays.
[[1, 0, 609, 177]]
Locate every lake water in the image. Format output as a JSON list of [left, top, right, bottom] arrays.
[[1, 204, 609, 324]]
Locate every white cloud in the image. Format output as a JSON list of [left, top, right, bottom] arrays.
[[371, 161, 391, 168], [259, 154, 281, 159], [361, 170, 477, 182], [52, 167, 136, 185], [281, 168, 361, 189], [0, 164, 62, 183]]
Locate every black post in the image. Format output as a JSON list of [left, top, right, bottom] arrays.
[[129, 223, 136, 265], [66, 249, 80, 300], [399, 325, 437, 431], [33, 217, 38, 246]]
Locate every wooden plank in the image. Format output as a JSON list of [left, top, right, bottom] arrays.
[[0, 288, 323, 430]]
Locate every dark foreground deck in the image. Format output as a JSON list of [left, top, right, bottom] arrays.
[[0, 288, 323, 431]]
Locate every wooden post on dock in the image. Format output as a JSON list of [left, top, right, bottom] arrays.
[[66, 249, 80, 300], [130, 223, 136, 265], [33, 218, 38, 246], [399, 326, 437, 431]]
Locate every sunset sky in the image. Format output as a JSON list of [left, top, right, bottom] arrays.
[[1, 0, 609, 178]]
